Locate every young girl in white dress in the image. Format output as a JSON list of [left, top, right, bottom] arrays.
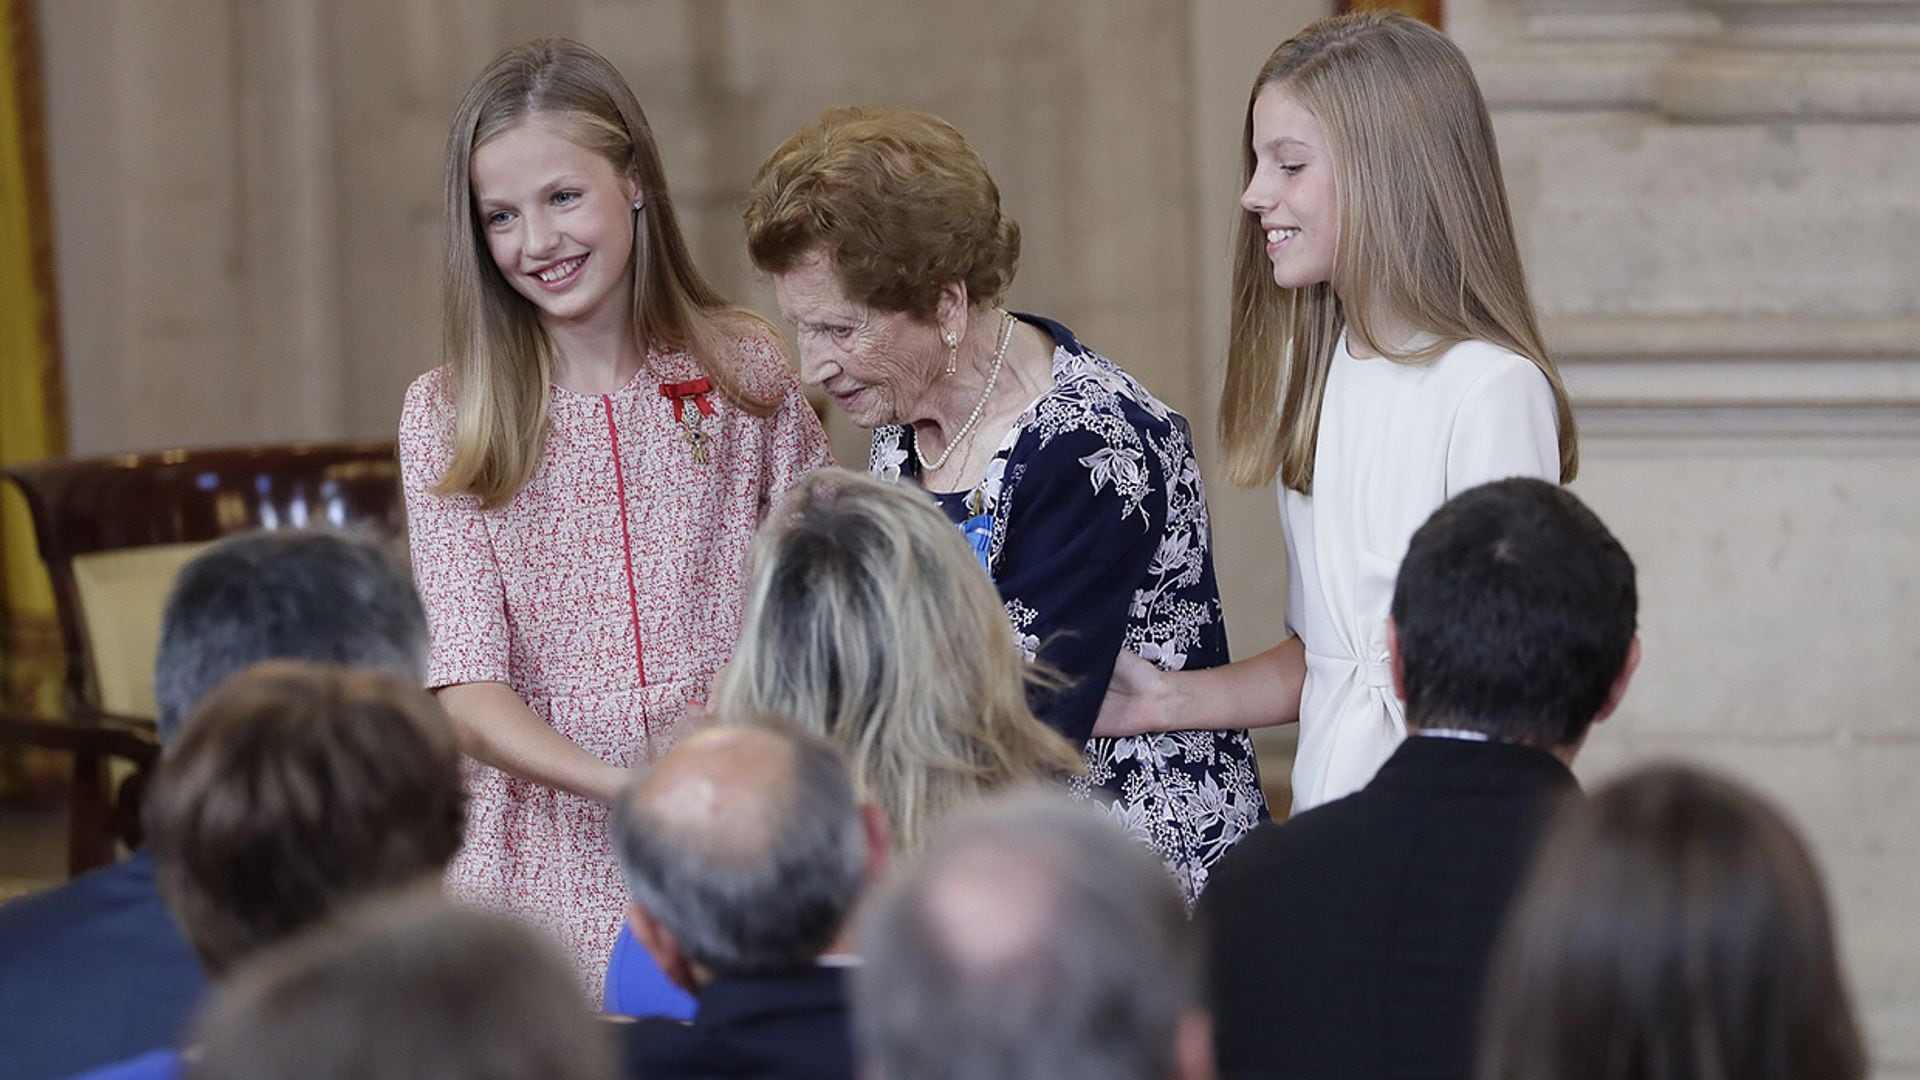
[[1098, 11, 1579, 814]]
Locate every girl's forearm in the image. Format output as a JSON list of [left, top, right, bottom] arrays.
[[435, 681, 630, 804], [1165, 636, 1306, 731]]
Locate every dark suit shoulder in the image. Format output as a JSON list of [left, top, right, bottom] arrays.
[[1202, 739, 1578, 1080], [0, 853, 198, 971], [622, 968, 854, 1080], [622, 1013, 700, 1075], [0, 853, 206, 1080], [1205, 789, 1386, 906], [0, 854, 152, 934]]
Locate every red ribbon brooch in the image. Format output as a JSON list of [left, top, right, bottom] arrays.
[[660, 378, 716, 463]]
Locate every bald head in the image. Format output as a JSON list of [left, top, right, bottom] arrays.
[[857, 792, 1202, 1080], [922, 842, 1060, 976], [613, 722, 866, 979], [635, 725, 801, 864]]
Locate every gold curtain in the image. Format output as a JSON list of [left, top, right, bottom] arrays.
[[0, 0, 66, 722]]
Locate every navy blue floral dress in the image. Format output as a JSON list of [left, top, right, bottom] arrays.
[[872, 315, 1267, 902]]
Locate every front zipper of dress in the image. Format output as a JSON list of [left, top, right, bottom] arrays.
[[602, 396, 648, 687]]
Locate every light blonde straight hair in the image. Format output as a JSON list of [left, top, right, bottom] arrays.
[[714, 469, 1083, 854], [438, 38, 775, 507], [1221, 12, 1578, 493]]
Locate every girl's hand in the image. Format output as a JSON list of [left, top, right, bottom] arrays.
[[682, 696, 714, 730], [1094, 650, 1174, 738]]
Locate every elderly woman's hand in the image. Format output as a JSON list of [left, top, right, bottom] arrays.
[[1093, 650, 1176, 738]]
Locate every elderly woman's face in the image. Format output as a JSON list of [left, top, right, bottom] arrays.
[[772, 251, 944, 429]]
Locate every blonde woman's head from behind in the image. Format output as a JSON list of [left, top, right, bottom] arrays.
[[715, 468, 1081, 852]]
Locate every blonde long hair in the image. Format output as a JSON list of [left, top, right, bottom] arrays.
[[438, 38, 775, 507], [1221, 13, 1578, 492], [714, 469, 1083, 853]]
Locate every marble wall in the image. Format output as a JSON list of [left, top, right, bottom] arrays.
[[34, 0, 1920, 1073], [1459, 1, 1920, 1073]]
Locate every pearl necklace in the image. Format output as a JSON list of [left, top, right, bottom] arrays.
[[916, 311, 1015, 473]]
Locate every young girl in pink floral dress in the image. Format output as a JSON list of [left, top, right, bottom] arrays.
[[399, 39, 829, 991]]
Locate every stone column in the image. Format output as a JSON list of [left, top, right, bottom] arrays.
[[40, 0, 244, 453], [234, 0, 347, 440], [1459, 2, 1920, 1074]]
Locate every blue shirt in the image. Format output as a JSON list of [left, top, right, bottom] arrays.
[[603, 924, 697, 1020]]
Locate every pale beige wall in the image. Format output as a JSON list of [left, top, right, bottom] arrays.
[[1457, 1, 1920, 1074], [35, 0, 1920, 1073]]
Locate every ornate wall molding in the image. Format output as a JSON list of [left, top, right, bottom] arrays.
[[1470, 0, 1722, 110], [1460, 0, 1920, 445], [1552, 315, 1920, 436], [1550, 314, 1920, 361], [1474, 0, 1920, 121], [1659, 1, 1920, 121]]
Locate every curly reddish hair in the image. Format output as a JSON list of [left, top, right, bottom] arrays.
[[744, 106, 1020, 321]]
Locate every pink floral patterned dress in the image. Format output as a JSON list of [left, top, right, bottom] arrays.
[[399, 334, 830, 992]]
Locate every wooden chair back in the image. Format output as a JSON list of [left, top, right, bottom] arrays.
[[0, 441, 404, 873]]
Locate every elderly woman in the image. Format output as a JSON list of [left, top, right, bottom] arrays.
[[742, 107, 1267, 901]]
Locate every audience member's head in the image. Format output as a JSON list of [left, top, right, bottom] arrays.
[[857, 791, 1211, 1080], [186, 891, 614, 1080], [153, 530, 427, 741], [1390, 476, 1638, 752], [715, 468, 1081, 851], [612, 722, 885, 991], [1480, 764, 1865, 1080], [145, 661, 465, 975]]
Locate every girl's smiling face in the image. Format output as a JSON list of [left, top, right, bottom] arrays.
[[1240, 85, 1339, 290], [470, 114, 640, 331]]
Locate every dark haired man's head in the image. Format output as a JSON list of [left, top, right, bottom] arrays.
[[613, 722, 884, 990], [145, 661, 465, 974], [1389, 478, 1638, 749], [153, 530, 427, 742]]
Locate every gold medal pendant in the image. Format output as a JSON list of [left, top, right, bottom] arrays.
[[660, 377, 717, 465], [681, 414, 710, 464]]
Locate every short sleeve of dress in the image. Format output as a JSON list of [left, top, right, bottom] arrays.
[[1446, 356, 1561, 495], [994, 424, 1169, 743], [398, 370, 511, 689], [737, 335, 832, 513]]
